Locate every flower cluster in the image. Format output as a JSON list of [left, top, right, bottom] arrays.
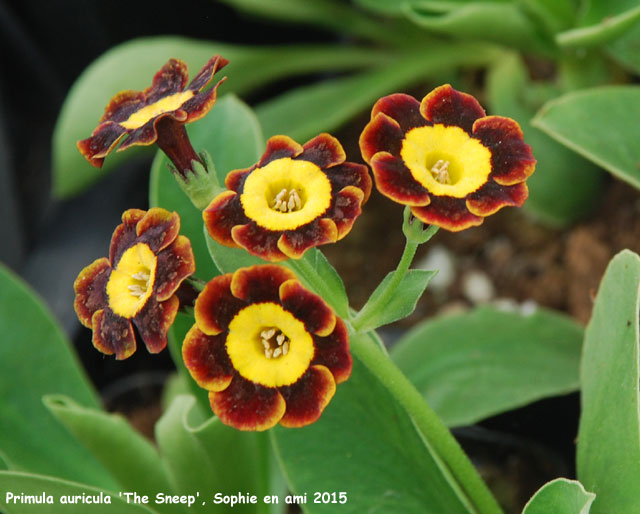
[[74, 208, 195, 359], [182, 265, 352, 430], [360, 84, 536, 231], [203, 134, 371, 261], [75, 55, 536, 431]]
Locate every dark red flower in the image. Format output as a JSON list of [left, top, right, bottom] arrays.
[[360, 84, 536, 231], [183, 264, 352, 431], [74, 208, 195, 359], [203, 133, 371, 261], [77, 56, 228, 175]]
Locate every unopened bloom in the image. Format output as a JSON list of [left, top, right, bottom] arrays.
[[183, 264, 351, 431], [74, 208, 195, 359], [77, 55, 228, 176], [203, 134, 371, 261], [360, 84, 536, 231]]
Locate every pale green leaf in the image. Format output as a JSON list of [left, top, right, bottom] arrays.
[[532, 86, 640, 190], [392, 306, 583, 427], [523, 478, 595, 514], [577, 250, 640, 514], [0, 264, 116, 489], [355, 269, 436, 332]]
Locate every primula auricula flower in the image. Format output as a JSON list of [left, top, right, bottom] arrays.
[[203, 134, 371, 261], [77, 55, 228, 176], [74, 208, 195, 360], [360, 84, 536, 231], [183, 264, 352, 431]]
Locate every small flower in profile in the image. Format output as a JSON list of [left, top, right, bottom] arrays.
[[203, 134, 371, 261], [182, 264, 352, 431], [74, 208, 195, 359], [360, 84, 536, 231], [77, 55, 228, 176]]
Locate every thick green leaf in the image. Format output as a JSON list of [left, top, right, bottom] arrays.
[[150, 94, 264, 283], [523, 478, 595, 514], [257, 43, 503, 141], [556, 0, 640, 47], [0, 471, 157, 514], [272, 341, 477, 513], [217, 0, 402, 45], [577, 250, 640, 514], [155, 395, 264, 514], [392, 306, 583, 427], [487, 53, 604, 226], [532, 86, 640, 190], [518, 0, 576, 34], [54, 36, 386, 197], [607, 22, 640, 73], [44, 395, 174, 512], [355, 269, 436, 332], [405, 2, 553, 55], [0, 264, 116, 489]]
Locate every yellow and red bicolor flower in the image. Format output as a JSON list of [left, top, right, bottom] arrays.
[[360, 84, 536, 231], [77, 55, 227, 175], [182, 264, 351, 431], [74, 208, 195, 359], [203, 134, 371, 261]]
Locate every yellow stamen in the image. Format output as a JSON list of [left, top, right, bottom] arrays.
[[431, 159, 451, 184]]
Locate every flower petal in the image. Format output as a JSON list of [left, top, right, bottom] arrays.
[[370, 152, 431, 206], [76, 122, 128, 168], [277, 218, 338, 260], [313, 317, 352, 384], [329, 186, 366, 239], [231, 223, 285, 261], [154, 235, 195, 301], [209, 375, 286, 431], [73, 257, 111, 328], [91, 309, 136, 360], [100, 90, 146, 123], [133, 295, 179, 354], [224, 167, 254, 192], [230, 264, 296, 304], [420, 84, 485, 134], [324, 162, 372, 204], [203, 191, 247, 247], [298, 133, 346, 168], [279, 365, 336, 428], [411, 196, 483, 232], [136, 208, 180, 253], [258, 135, 304, 167], [466, 181, 529, 216], [279, 279, 336, 336], [147, 59, 189, 103], [182, 75, 227, 124], [359, 112, 404, 163], [472, 116, 536, 186], [109, 208, 147, 265], [187, 55, 229, 92], [195, 273, 246, 336], [371, 93, 426, 132], [182, 324, 234, 392]]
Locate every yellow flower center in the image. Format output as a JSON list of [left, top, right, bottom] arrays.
[[226, 302, 314, 387], [400, 124, 492, 198], [106, 243, 157, 318], [120, 91, 194, 130], [240, 157, 332, 231]]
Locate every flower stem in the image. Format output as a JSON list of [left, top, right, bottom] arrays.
[[351, 333, 504, 514]]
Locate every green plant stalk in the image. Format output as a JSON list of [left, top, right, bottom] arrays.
[[256, 432, 271, 514], [351, 332, 504, 514]]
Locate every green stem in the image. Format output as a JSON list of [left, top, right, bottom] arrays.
[[351, 333, 504, 514]]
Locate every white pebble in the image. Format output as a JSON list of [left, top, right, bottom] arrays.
[[462, 270, 496, 304], [416, 245, 455, 291]]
